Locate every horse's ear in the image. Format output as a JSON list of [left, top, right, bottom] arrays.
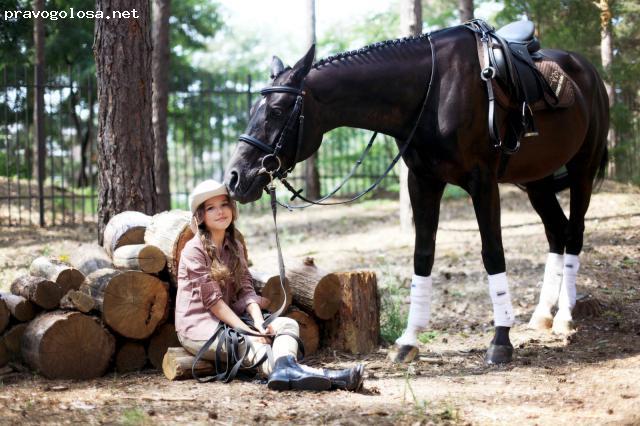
[[270, 56, 285, 80], [290, 44, 315, 84]]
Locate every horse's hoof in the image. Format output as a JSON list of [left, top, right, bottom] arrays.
[[551, 318, 575, 335], [485, 344, 513, 365], [387, 344, 418, 363], [528, 313, 553, 330]]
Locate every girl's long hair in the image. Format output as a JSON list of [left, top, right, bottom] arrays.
[[195, 197, 247, 294]]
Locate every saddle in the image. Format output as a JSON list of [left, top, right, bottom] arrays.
[[465, 19, 576, 154]]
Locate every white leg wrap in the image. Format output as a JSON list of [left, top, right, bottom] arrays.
[[533, 253, 564, 317], [556, 254, 579, 320], [488, 272, 515, 327], [395, 275, 432, 347]]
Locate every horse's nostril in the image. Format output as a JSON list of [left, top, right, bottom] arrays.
[[228, 170, 239, 191]]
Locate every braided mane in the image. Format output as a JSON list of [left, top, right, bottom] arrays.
[[312, 33, 430, 69]]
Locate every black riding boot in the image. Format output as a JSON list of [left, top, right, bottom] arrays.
[[267, 355, 331, 391], [323, 364, 365, 391]]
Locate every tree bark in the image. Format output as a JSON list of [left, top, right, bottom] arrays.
[[284, 307, 319, 356], [0, 297, 9, 334], [113, 244, 167, 274], [69, 243, 115, 276], [162, 347, 215, 380], [82, 268, 169, 339], [597, 0, 616, 178], [303, 0, 321, 199], [459, 0, 474, 22], [33, 0, 46, 227], [22, 311, 115, 379], [148, 323, 180, 370], [0, 293, 36, 322], [250, 269, 292, 313], [115, 341, 147, 373], [1, 323, 28, 364], [152, 0, 172, 212], [59, 290, 95, 313], [10, 276, 63, 310], [102, 210, 152, 257], [144, 210, 194, 285], [29, 257, 85, 295], [321, 271, 380, 354], [94, 0, 157, 245], [286, 258, 341, 320], [399, 0, 422, 231]]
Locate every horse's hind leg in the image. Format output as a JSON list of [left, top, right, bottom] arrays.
[[551, 165, 595, 334], [525, 176, 569, 330]]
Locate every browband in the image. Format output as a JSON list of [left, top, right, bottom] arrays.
[[260, 86, 303, 96]]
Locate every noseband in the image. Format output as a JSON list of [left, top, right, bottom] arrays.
[[238, 86, 306, 179]]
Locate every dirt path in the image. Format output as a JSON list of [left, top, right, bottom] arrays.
[[1, 182, 639, 425]]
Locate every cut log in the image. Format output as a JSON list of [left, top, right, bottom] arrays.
[[59, 290, 95, 313], [250, 269, 292, 313], [148, 323, 180, 370], [21, 311, 115, 379], [10, 275, 63, 310], [112, 244, 166, 274], [162, 347, 215, 381], [285, 307, 320, 356], [115, 342, 147, 373], [1, 323, 28, 363], [144, 210, 194, 285], [82, 268, 169, 339], [286, 257, 341, 320], [0, 293, 36, 322], [29, 256, 85, 295], [0, 340, 7, 368], [0, 297, 9, 334], [69, 243, 114, 276], [102, 210, 152, 257], [321, 271, 380, 354]]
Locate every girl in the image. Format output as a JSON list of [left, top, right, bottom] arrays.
[[175, 179, 364, 391]]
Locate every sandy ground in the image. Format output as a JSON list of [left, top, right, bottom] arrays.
[[0, 181, 639, 425]]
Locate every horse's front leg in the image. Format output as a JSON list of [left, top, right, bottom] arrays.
[[389, 171, 446, 363], [468, 167, 515, 364]]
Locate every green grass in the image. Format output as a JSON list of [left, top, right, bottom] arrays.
[[120, 408, 149, 426], [379, 282, 408, 344]]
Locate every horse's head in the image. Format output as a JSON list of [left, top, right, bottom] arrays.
[[225, 45, 316, 203]]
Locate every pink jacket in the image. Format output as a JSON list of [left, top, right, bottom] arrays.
[[175, 234, 267, 341]]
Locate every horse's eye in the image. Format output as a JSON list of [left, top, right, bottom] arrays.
[[269, 108, 283, 118]]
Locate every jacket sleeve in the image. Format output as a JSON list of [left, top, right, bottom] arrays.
[[181, 244, 223, 310]]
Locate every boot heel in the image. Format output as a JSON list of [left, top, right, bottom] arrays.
[[267, 378, 290, 391], [291, 376, 331, 391]]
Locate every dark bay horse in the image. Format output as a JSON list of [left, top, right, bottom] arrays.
[[224, 23, 609, 364]]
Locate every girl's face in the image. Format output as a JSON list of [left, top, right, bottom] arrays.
[[201, 195, 233, 233]]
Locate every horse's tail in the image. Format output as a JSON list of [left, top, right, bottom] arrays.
[[594, 146, 608, 190]]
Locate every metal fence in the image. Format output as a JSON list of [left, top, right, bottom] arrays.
[[1, 67, 400, 227]]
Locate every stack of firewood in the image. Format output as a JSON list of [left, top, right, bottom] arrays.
[[1, 209, 380, 382]]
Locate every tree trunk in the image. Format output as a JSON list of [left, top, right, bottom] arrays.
[[162, 347, 215, 380], [459, 0, 474, 22], [33, 0, 46, 227], [82, 268, 169, 339], [144, 210, 194, 285], [94, 0, 157, 245], [29, 257, 85, 295], [22, 311, 115, 379], [303, 0, 321, 199], [597, 0, 616, 178], [1, 323, 28, 364], [286, 258, 341, 320], [250, 269, 292, 313], [115, 341, 147, 373], [321, 271, 380, 354], [152, 0, 172, 212], [10, 276, 62, 310], [399, 0, 422, 231], [59, 290, 95, 313], [148, 323, 180, 370], [102, 210, 152, 257], [69, 243, 114, 276], [113, 244, 167, 274], [284, 307, 319, 356], [0, 293, 36, 322]]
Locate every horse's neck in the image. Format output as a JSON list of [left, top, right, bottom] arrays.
[[306, 40, 433, 139]]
